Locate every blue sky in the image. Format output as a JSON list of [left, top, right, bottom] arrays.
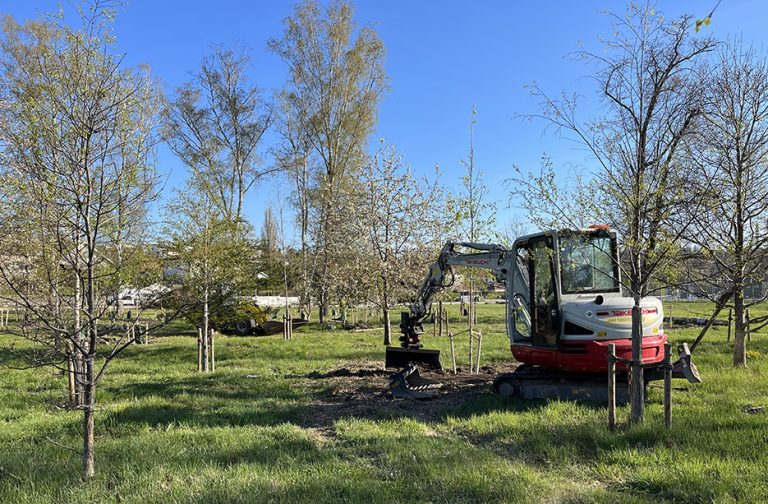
[[3, 0, 766, 242]]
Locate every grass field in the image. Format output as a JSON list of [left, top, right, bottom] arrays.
[[1, 302, 767, 503]]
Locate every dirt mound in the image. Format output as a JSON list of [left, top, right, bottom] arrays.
[[295, 362, 518, 429]]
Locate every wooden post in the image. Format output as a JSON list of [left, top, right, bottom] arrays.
[[727, 309, 733, 342], [209, 329, 215, 372], [668, 304, 673, 328], [67, 349, 76, 405], [447, 316, 456, 374], [283, 312, 293, 340], [746, 308, 751, 342], [438, 301, 443, 339], [663, 342, 672, 429], [607, 343, 616, 431], [468, 302, 474, 369], [197, 327, 203, 372], [474, 330, 483, 374]]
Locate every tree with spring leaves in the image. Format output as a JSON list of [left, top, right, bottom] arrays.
[[356, 142, 444, 345], [680, 40, 768, 366], [0, 2, 161, 479], [515, 4, 716, 423], [163, 46, 273, 225], [273, 91, 314, 318], [269, 0, 387, 322], [164, 183, 254, 371], [446, 108, 497, 364]]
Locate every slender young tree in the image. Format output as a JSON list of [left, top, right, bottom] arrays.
[[273, 91, 313, 318], [516, 4, 715, 423], [164, 183, 253, 371], [446, 108, 496, 362], [0, 3, 160, 479], [681, 41, 768, 366], [356, 142, 443, 345]]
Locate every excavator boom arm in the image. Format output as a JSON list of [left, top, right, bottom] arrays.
[[399, 241, 510, 348]]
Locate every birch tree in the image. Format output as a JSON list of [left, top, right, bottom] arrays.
[[163, 46, 273, 225], [273, 91, 313, 318], [268, 0, 387, 321]]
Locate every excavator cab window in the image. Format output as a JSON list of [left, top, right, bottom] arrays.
[[559, 231, 620, 294], [530, 238, 559, 348], [511, 247, 532, 341]]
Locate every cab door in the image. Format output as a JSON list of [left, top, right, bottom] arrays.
[[530, 237, 559, 348]]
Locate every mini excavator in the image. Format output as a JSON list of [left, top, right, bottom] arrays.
[[387, 226, 700, 402]]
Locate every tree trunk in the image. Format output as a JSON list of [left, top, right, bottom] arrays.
[[318, 287, 328, 324], [630, 296, 645, 424], [383, 307, 391, 346], [81, 358, 95, 480], [733, 288, 747, 366], [67, 350, 76, 405], [73, 269, 84, 407], [202, 285, 209, 372]]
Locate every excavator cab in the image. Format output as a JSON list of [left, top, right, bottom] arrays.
[[509, 227, 630, 369]]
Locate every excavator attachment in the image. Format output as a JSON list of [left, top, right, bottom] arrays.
[[672, 342, 701, 383], [385, 311, 442, 370], [644, 342, 702, 384], [388, 364, 442, 399], [385, 347, 442, 370]]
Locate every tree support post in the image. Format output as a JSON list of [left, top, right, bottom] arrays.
[[197, 327, 202, 372], [445, 312, 456, 374], [727, 308, 733, 343], [474, 329, 483, 374], [663, 342, 672, 429], [437, 301, 443, 339], [607, 343, 616, 431], [283, 312, 293, 340], [746, 308, 751, 343], [209, 329, 215, 372]]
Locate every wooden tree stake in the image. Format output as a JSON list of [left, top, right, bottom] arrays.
[[209, 329, 215, 372], [746, 308, 751, 342], [663, 342, 672, 429], [607, 343, 616, 431], [474, 329, 483, 374], [197, 327, 203, 372]]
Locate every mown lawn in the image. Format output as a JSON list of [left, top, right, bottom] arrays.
[[0, 302, 766, 503]]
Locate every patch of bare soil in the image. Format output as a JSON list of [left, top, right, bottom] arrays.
[[294, 361, 519, 429]]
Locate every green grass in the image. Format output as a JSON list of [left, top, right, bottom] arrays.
[[0, 303, 766, 503]]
